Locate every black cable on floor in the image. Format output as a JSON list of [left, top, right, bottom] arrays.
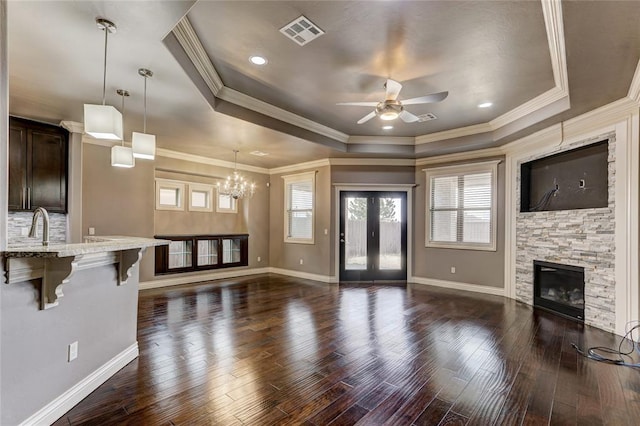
[[572, 323, 640, 368]]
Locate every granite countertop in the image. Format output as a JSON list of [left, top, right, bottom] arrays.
[[4, 236, 169, 258]]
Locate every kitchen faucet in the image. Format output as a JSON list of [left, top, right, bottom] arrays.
[[29, 207, 50, 246]]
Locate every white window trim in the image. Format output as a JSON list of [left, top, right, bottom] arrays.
[[216, 189, 238, 214], [155, 178, 185, 211], [283, 171, 316, 244], [423, 160, 500, 251], [188, 183, 214, 212]]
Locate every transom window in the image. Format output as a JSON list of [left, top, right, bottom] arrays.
[[424, 160, 499, 251], [216, 190, 237, 213], [283, 171, 316, 244]]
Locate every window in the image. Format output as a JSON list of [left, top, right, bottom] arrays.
[[188, 183, 213, 212], [424, 160, 499, 251], [216, 190, 237, 213], [283, 171, 315, 244], [155, 179, 185, 211]]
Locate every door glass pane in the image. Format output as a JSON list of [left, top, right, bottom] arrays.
[[222, 238, 241, 264], [197, 239, 218, 266], [168, 240, 192, 269], [379, 197, 402, 270], [345, 197, 367, 270]]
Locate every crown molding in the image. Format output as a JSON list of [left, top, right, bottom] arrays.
[[156, 147, 269, 174], [59, 121, 84, 134], [218, 87, 349, 143], [489, 0, 569, 130], [347, 136, 415, 146], [561, 97, 639, 140], [172, 17, 224, 96], [501, 123, 562, 155], [329, 158, 415, 167], [268, 158, 330, 176], [415, 147, 504, 166], [173, 0, 571, 150], [415, 123, 493, 145], [627, 58, 640, 105]]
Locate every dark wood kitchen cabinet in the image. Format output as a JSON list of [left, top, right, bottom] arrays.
[[9, 117, 68, 213]]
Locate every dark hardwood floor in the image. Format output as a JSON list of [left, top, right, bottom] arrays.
[[54, 274, 640, 425]]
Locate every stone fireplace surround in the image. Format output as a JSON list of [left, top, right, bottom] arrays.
[[515, 132, 616, 332]]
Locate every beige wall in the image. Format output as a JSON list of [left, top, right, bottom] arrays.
[[82, 143, 156, 280], [413, 157, 506, 288], [269, 165, 332, 276], [82, 146, 270, 282], [153, 156, 270, 270]]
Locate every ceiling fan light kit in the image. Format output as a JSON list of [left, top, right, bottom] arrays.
[[337, 78, 448, 125]]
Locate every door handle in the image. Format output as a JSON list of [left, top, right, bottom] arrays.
[[22, 187, 26, 209], [27, 187, 31, 209]]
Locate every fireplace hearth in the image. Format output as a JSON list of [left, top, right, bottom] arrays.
[[534, 260, 585, 321]]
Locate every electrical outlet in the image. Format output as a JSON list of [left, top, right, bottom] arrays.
[[257, 256, 261, 262], [299, 258, 304, 265], [21, 227, 29, 236], [324, 229, 328, 235], [88, 227, 95, 235], [450, 266, 456, 274], [68, 341, 78, 362]]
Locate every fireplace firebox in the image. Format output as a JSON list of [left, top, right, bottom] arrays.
[[533, 260, 585, 321]]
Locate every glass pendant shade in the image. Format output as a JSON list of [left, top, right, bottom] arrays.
[[132, 132, 156, 160], [111, 144, 135, 168], [84, 104, 123, 140]]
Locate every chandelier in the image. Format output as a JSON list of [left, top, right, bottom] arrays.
[[217, 150, 256, 199]]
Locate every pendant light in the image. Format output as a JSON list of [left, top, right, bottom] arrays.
[[217, 150, 256, 199], [132, 68, 156, 160], [111, 89, 135, 168], [84, 18, 123, 140]]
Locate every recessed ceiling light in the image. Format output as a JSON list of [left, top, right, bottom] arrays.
[[249, 56, 267, 65], [478, 102, 493, 108], [382, 125, 393, 130]]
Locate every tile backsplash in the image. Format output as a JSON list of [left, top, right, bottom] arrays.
[[7, 211, 67, 246]]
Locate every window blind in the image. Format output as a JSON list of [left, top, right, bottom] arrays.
[[288, 180, 313, 239], [430, 171, 492, 245]]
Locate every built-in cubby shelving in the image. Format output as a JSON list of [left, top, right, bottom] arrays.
[[154, 234, 248, 275]]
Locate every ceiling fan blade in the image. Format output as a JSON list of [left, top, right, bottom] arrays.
[[336, 101, 379, 107], [357, 111, 377, 124], [399, 110, 420, 123], [385, 79, 403, 100], [402, 91, 449, 105]]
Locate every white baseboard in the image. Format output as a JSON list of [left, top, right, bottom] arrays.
[[268, 267, 334, 283], [410, 276, 505, 296], [139, 267, 271, 290], [20, 343, 139, 426]]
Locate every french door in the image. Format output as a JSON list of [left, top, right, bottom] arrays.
[[339, 191, 407, 281]]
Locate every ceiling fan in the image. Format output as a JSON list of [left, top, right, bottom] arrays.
[[337, 79, 448, 124]]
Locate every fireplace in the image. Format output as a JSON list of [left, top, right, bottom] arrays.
[[533, 261, 585, 321]]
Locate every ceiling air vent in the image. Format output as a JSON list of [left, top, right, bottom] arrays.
[[280, 15, 324, 46], [417, 113, 438, 122], [250, 150, 269, 157]]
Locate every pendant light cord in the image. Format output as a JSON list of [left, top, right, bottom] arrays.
[[120, 91, 126, 147], [143, 76, 147, 133], [102, 26, 109, 106]]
